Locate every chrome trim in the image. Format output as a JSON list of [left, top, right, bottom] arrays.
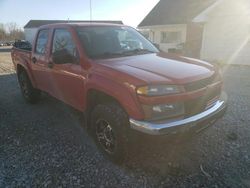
[[130, 92, 227, 135]]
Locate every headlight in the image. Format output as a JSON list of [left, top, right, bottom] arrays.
[[142, 102, 184, 120], [137, 85, 182, 96]]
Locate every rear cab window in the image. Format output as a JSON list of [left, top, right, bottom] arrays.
[[35, 29, 50, 55]]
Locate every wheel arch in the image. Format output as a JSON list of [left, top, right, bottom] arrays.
[[86, 88, 126, 116], [84, 87, 143, 128], [16, 63, 36, 87]]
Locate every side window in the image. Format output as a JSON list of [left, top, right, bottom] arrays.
[[160, 31, 181, 44], [52, 29, 78, 64], [35, 29, 49, 54]]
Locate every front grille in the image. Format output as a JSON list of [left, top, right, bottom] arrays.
[[185, 74, 219, 92], [185, 97, 205, 117], [184, 87, 221, 117]]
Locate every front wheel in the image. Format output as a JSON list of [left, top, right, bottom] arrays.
[[18, 70, 41, 104], [91, 104, 129, 163]]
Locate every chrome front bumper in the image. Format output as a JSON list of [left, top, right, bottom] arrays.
[[130, 92, 227, 135]]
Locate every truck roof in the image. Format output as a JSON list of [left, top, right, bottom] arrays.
[[39, 22, 125, 29], [24, 20, 123, 28]]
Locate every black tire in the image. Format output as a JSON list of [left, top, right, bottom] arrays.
[[91, 103, 129, 164], [18, 70, 41, 104]]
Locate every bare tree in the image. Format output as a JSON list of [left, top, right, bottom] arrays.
[[6, 22, 24, 40], [0, 24, 6, 41], [6, 22, 18, 33], [0, 22, 24, 41]]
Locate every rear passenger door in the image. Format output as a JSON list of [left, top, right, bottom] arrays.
[[49, 28, 85, 110], [31, 29, 52, 92]]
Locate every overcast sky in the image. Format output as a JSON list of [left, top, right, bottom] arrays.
[[0, 0, 159, 28]]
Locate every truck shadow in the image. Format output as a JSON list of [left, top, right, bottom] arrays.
[[123, 132, 204, 177]]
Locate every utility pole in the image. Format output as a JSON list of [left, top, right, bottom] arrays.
[[90, 0, 92, 21]]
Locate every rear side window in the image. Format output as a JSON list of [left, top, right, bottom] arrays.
[[35, 29, 49, 54]]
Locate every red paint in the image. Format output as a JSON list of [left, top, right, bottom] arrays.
[[11, 23, 222, 120]]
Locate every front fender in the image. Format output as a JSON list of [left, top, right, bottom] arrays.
[[85, 74, 144, 120]]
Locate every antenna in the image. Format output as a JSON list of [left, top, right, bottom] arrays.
[[90, 0, 92, 21]]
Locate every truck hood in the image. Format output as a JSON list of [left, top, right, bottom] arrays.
[[93, 53, 216, 85]]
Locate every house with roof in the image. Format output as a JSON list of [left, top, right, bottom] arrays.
[[138, 0, 250, 65], [24, 20, 123, 44]]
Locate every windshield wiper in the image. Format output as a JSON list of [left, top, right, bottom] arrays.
[[91, 52, 123, 59], [91, 49, 155, 59], [122, 48, 155, 55]]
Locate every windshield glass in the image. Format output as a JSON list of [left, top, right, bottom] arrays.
[[76, 26, 159, 59]]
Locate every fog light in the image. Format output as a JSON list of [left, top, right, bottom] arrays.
[[152, 104, 174, 112], [143, 103, 184, 121]]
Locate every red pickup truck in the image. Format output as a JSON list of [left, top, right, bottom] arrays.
[[11, 23, 227, 163]]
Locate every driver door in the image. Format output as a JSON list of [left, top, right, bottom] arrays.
[[48, 28, 85, 110]]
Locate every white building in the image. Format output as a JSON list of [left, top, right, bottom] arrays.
[[138, 0, 250, 65]]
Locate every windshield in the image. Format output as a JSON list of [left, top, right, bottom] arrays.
[[76, 26, 159, 59]]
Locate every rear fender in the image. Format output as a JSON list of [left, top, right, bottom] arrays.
[[16, 62, 37, 88]]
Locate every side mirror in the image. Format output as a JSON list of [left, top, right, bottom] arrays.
[[52, 49, 76, 64]]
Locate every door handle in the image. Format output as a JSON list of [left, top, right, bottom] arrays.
[[32, 57, 37, 64], [48, 62, 54, 69]]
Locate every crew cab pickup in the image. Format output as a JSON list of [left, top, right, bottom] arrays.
[[11, 23, 227, 163]]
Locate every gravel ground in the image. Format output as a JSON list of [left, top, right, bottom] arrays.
[[0, 48, 250, 187], [0, 47, 15, 74]]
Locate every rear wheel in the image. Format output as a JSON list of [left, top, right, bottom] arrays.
[[91, 104, 129, 163], [18, 70, 41, 104]]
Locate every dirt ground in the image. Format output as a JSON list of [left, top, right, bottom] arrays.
[[0, 47, 250, 187], [0, 47, 15, 74]]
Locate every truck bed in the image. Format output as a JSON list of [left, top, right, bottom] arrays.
[[11, 46, 32, 69]]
